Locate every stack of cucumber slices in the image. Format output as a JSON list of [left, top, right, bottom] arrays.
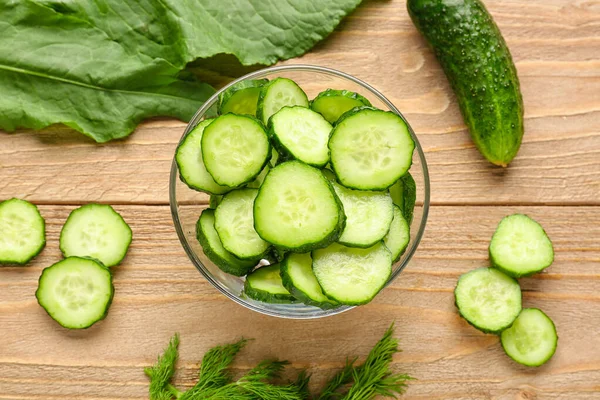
[[0, 198, 132, 329], [177, 77, 418, 308], [455, 214, 558, 367]]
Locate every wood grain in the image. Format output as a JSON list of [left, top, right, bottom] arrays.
[[0, 205, 598, 399], [1, 0, 599, 398]]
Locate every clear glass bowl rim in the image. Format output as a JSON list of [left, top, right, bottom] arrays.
[[169, 64, 431, 319]]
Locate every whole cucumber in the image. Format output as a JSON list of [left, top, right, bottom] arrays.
[[408, 0, 524, 167]]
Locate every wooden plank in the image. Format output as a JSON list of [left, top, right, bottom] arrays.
[[1, 0, 599, 205], [0, 204, 598, 398]]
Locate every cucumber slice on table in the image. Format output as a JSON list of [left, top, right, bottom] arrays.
[[214, 189, 270, 260], [36, 257, 114, 329], [218, 79, 268, 116], [254, 161, 345, 253], [384, 205, 410, 262], [0, 198, 45, 265], [269, 106, 332, 167], [202, 114, 271, 187], [310, 89, 372, 124], [489, 214, 554, 278], [329, 108, 415, 190], [176, 119, 231, 195], [332, 183, 394, 248], [454, 267, 522, 333], [244, 263, 295, 303], [389, 172, 417, 225], [501, 308, 558, 367], [312, 242, 392, 305], [60, 204, 132, 268], [257, 78, 309, 125], [281, 252, 338, 309], [196, 209, 257, 276]]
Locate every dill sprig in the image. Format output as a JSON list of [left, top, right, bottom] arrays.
[[144, 333, 180, 400]]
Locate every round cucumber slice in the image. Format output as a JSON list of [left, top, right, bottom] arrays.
[[36, 257, 114, 329], [244, 264, 295, 303], [201, 114, 271, 187], [257, 78, 309, 125], [454, 267, 522, 334], [0, 198, 46, 265], [501, 308, 558, 367], [281, 252, 338, 309], [60, 204, 132, 267], [384, 205, 410, 262], [218, 79, 268, 116], [329, 108, 415, 190], [310, 89, 372, 123], [312, 242, 392, 305], [489, 214, 554, 278]]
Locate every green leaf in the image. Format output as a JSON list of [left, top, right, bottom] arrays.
[[144, 333, 181, 400], [0, 0, 362, 142]]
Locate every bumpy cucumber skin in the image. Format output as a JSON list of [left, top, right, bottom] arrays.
[[489, 214, 554, 278], [408, 0, 524, 167], [310, 89, 372, 123], [500, 308, 558, 367], [59, 204, 132, 268], [454, 267, 522, 334], [217, 79, 269, 116], [36, 256, 114, 330], [195, 210, 256, 277], [0, 198, 46, 266], [280, 255, 339, 310], [399, 173, 417, 225], [256, 78, 309, 125]]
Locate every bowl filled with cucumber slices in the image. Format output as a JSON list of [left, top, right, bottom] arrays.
[[170, 64, 430, 319]]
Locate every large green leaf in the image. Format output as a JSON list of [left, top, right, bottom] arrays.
[[0, 0, 362, 142]]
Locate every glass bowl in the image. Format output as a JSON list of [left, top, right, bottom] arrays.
[[170, 64, 430, 319]]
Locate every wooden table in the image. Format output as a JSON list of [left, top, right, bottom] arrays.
[[1, 1, 599, 398]]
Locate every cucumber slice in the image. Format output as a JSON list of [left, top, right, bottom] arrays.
[[218, 79, 268, 116], [270, 148, 280, 167], [208, 195, 223, 209], [257, 78, 309, 125], [0, 198, 46, 265], [269, 106, 332, 167], [196, 209, 256, 276], [60, 204, 132, 268], [384, 205, 410, 262], [454, 267, 522, 333], [489, 214, 554, 278], [389, 173, 417, 225], [246, 165, 270, 189], [214, 189, 270, 260], [310, 89, 372, 123], [312, 242, 392, 305], [202, 114, 271, 187], [281, 252, 338, 309], [176, 119, 231, 195], [501, 308, 558, 367], [36, 257, 114, 329], [254, 161, 345, 253], [332, 183, 394, 248], [329, 108, 415, 190], [244, 263, 295, 303]]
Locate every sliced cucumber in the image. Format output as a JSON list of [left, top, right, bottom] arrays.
[[501, 308, 558, 367], [270, 148, 280, 167], [310, 89, 372, 123], [329, 108, 415, 190], [281, 252, 338, 309], [268, 106, 332, 167], [202, 114, 271, 187], [60, 204, 132, 268], [254, 161, 345, 253], [244, 263, 295, 303], [489, 214, 554, 278], [214, 189, 270, 260], [208, 195, 223, 209], [36, 257, 114, 329], [257, 78, 309, 125], [312, 242, 392, 305], [176, 119, 231, 195], [0, 198, 46, 265], [196, 209, 257, 277], [384, 205, 410, 262], [389, 173, 417, 225], [321, 167, 337, 182], [454, 267, 522, 333], [246, 165, 270, 189], [332, 183, 394, 248], [218, 79, 268, 116]]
